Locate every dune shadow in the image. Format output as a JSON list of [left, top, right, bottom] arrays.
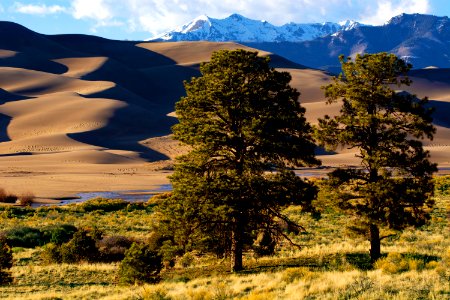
[[37, 38, 198, 161], [46, 36, 176, 68], [428, 99, 450, 128], [67, 103, 177, 161], [0, 113, 11, 143], [0, 52, 68, 74], [0, 88, 32, 104]]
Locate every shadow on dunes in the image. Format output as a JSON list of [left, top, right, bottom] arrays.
[[67, 102, 176, 161], [0, 113, 11, 143], [0, 52, 68, 74], [0, 88, 31, 143], [80, 57, 170, 106], [428, 99, 450, 128], [0, 88, 31, 104], [410, 68, 450, 83], [138, 64, 200, 109], [47, 35, 176, 68], [0, 21, 82, 59]]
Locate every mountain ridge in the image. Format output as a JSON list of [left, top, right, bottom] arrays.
[[151, 13, 450, 71], [151, 13, 360, 42]]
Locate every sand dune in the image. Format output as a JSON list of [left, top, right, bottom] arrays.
[[54, 57, 109, 78], [0, 23, 449, 198], [0, 67, 114, 96], [138, 41, 271, 65]]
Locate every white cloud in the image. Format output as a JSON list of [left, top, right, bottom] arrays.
[[359, 0, 431, 25], [72, 0, 113, 21], [14, 3, 66, 15], [67, 0, 433, 37]]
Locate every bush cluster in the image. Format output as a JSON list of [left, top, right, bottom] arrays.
[[434, 175, 450, 195], [0, 188, 18, 204], [375, 252, 439, 274], [79, 198, 129, 212], [0, 188, 34, 206], [41, 228, 135, 264], [2, 224, 77, 248]]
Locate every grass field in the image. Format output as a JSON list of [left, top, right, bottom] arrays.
[[0, 190, 448, 299]]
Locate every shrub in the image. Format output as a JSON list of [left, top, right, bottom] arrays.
[[178, 252, 195, 268], [16, 192, 34, 206], [4, 226, 43, 248], [80, 198, 128, 212], [118, 242, 162, 284], [42, 224, 78, 245], [0, 188, 17, 204], [147, 192, 172, 206], [0, 242, 13, 285], [40, 243, 62, 264], [374, 252, 434, 274], [60, 230, 98, 263], [434, 175, 450, 195], [97, 235, 133, 262]]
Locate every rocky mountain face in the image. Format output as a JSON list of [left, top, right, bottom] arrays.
[[247, 13, 450, 72], [153, 13, 450, 72], [151, 14, 358, 42]]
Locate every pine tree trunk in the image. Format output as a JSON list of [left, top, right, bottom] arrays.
[[231, 220, 243, 272], [369, 224, 381, 263]]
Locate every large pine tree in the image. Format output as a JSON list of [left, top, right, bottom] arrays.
[[316, 53, 437, 262], [157, 49, 319, 271]]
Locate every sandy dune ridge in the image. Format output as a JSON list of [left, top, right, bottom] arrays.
[[0, 22, 449, 199]]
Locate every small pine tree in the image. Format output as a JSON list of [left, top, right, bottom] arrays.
[[118, 242, 162, 285], [0, 242, 13, 285], [316, 53, 436, 262]]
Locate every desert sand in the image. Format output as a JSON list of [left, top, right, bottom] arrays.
[[0, 24, 449, 200]]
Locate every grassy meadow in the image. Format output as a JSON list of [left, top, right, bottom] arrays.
[[0, 179, 448, 300]]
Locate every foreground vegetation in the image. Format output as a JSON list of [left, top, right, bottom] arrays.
[[0, 177, 448, 299]]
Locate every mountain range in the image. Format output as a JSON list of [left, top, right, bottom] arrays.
[[154, 13, 450, 72], [151, 13, 359, 43]]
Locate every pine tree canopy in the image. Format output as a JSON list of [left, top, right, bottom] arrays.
[[316, 53, 437, 262], [157, 49, 319, 271]]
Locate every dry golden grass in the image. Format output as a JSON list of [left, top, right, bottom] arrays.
[[0, 195, 448, 299]]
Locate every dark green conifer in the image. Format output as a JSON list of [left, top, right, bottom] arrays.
[[158, 49, 319, 271], [316, 53, 436, 262]]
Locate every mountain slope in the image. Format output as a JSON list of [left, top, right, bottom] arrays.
[[245, 14, 450, 72]]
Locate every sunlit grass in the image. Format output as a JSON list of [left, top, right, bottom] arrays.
[[0, 194, 448, 299]]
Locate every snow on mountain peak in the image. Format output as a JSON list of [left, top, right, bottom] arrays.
[[338, 20, 359, 30], [150, 14, 365, 42], [178, 15, 211, 33]]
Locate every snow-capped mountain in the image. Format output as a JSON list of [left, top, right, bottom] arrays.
[[151, 14, 359, 42]]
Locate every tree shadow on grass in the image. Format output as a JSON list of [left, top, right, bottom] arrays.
[[344, 252, 374, 270]]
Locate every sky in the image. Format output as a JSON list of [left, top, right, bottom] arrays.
[[0, 0, 449, 40]]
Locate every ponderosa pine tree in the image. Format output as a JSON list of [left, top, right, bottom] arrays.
[[316, 53, 436, 262], [157, 49, 319, 272]]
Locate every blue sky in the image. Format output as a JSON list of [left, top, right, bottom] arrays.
[[0, 0, 449, 40]]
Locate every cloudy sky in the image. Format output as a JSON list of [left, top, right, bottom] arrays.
[[0, 0, 449, 40]]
